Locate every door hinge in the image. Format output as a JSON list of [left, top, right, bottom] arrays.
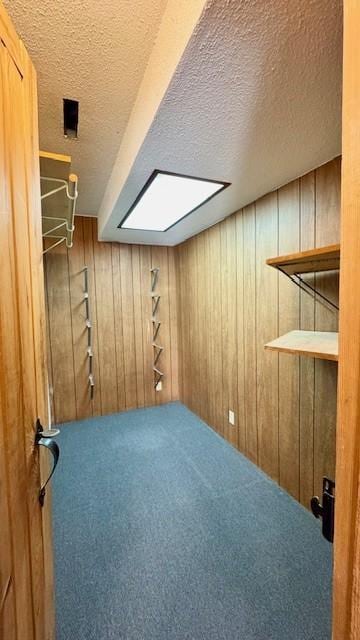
[[311, 477, 335, 543]]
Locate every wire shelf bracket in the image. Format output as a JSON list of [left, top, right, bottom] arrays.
[[40, 151, 78, 254]]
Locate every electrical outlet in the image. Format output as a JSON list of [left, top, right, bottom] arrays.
[[156, 380, 162, 392], [229, 410, 235, 425]]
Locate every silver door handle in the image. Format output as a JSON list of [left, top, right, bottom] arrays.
[[35, 418, 60, 507]]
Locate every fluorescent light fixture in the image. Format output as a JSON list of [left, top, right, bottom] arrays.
[[119, 170, 230, 232]]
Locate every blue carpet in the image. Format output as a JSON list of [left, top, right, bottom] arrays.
[[53, 402, 332, 640]]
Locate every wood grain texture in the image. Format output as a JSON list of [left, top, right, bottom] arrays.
[[0, 8, 54, 638], [177, 159, 340, 506], [222, 216, 238, 447], [45, 240, 76, 423], [9, 46, 47, 640], [140, 246, 155, 408], [256, 192, 279, 481], [242, 204, 258, 463], [299, 171, 316, 508], [266, 243, 340, 274], [23, 49, 55, 638], [168, 243, 180, 403], [0, 1, 23, 75], [278, 180, 300, 499], [235, 211, 246, 453], [1, 42, 35, 640], [82, 217, 101, 416], [132, 245, 145, 408], [120, 243, 137, 409], [45, 217, 179, 422], [314, 159, 340, 500], [333, 2, 360, 637], [68, 218, 91, 419], [93, 227, 118, 415], [151, 246, 172, 405], [111, 243, 126, 412], [265, 331, 338, 361]]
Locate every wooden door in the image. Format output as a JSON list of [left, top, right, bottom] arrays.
[[333, 1, 360, 638], [0, 4, 54, 640]]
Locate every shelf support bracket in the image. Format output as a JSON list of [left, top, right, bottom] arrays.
[[279, 268, 339, 312], [151, 267, 163, 390]]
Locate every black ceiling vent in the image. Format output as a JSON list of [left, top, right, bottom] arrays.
[[63, 99, 79, 138]]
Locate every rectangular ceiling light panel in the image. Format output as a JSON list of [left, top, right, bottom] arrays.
[[119, 170, 230, 232]]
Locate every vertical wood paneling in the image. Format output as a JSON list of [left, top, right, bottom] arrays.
[[45, 218, 179, 422], [220, 222, 229, 438], [222, 216, 238, 447], [168, 245, 179, 402], [132, 245, 145, 408], [192, 239, 201, 413], [177, 159, 340, 507], [120, 244, 137, 410], [45, 241, 76, 423], [111, 243, 126, 412], [184, 239, 198, 415], [46, 157, 340, 511], [177, 241, 190, 408], [174, 246, 184, 401], [314, 158, 341, 498], [235, 210, 246, 453], [93, 226, 118, 415], [202, 231, 214, 427], [278, 180, 300, 499], [196, 232, 208, 422], [82, 217, 101, 416], [256, 192, 279, 482], [68, 218, 91, 419], [151, 246, 172, 404], [209, 224, 223, 435], [299, 171, 316, 507], [242, 204, 258, 463], [140, 246, 155, 408]]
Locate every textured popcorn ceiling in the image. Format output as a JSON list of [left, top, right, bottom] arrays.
[[4, 0, 168, 214], [99, 0, 343, 245], [5, 0, 342, 245]]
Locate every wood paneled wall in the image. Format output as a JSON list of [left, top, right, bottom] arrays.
[[45, 216, 179, 424], [176, 158, 341, 507], [45, 160, 340, 508]]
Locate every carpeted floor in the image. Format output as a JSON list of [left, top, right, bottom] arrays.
[[53, 402, 332, 640]]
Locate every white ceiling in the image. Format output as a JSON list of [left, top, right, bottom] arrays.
[[6, 0, 343, 246], [4, 0, 168, 214]]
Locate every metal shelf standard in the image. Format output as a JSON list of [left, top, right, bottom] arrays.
[[151, 267, 164, 389]]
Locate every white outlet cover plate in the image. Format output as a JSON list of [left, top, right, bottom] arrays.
[[229, 410, 235, 425]]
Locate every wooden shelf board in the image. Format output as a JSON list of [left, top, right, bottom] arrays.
[[265, 330, 338, 361], [39, 150, 71, 182], [266, 244, 340, 275]]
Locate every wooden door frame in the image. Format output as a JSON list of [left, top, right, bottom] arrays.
[[333, 1, 360, 637], [0, 0, 358, 637]]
